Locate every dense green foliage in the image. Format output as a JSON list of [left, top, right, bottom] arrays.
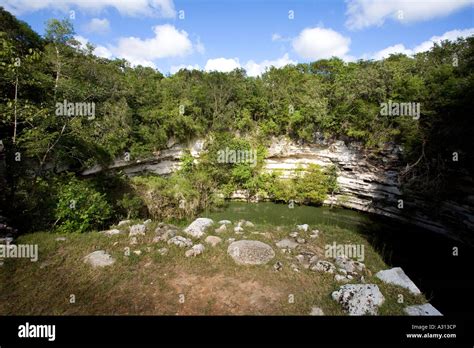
[[265, 164, 338, 204], [1, 8, 473, 232], [54, 175, 112, 233]]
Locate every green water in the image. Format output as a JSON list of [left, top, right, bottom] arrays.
[[200, 201, 474, 315], [202, 201, 370, 231]]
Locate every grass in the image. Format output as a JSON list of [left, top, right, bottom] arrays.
[[0, 216, 429, 315]]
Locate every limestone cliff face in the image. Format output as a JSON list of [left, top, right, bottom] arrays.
[[80, 139, 204, 177], [81, 136, 473, 242], [262, 137, 472, 241], [263, 137, 404, 213]]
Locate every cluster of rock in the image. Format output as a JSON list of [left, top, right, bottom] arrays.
[[83, 218, 442, 316], [271, 224, 442, 316], [273, 227, 367, 282], [329, 265, 441, 316]]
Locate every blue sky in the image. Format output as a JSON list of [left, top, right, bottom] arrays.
[[2, 0, 473, 75]]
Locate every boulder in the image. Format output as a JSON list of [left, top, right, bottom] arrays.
[[227, 240, 275, 265], [83, 250, 115, 268], [154, 225, 177, 242], [335, 274, 354, 283], [309, 307, 325, 316], [167, 236, 193, 248], [290, 263, 300, 272], [215, 224, 227, 233], [275, 238, 299, 249], [100, 229, 121, 236], [185, 244, 205, 257], [295, 253, 317, 269], [375, 267, 421, 295], [129, 224, 146, 236], [205, 235, 222, 247], [332, 284, 385, 316], [295, 254, 306, 264], [309, 230, 320, 238], [234, 226, 244, 233], [297, 224, 309, 232], [184, 218, 214, 238], [404, 304, 442, 316], [335, 256, 366, 274], [310, 260, 336, 273], [243, 220, 255, 227], [157, 247, 168, 255], [118, 220, 131, 226], [218, 220, 232, 225]]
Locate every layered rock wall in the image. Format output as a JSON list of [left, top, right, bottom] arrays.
[[81, 137, 473, 241]]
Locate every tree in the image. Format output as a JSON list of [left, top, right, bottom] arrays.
[[44, 18, 74, 96]]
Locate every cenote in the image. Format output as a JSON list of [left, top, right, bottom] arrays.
[[202, 201, 474, 315]]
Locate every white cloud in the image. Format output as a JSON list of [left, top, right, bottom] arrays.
[[113, 25, 194, 66], [371, 28, 474, 59], [201, 54, 296, 76], [272, 33, 282, 41], [83, 18, 110, 34], [372, 43, 412, 60], [170, 64, 201, 74], [94, 45, 113, 59], [81, 25, 199, 67], [73, 35, 89, 48], [1, 0, 176, 17], [105, 25, 202, 67], [412, 28, 474, 53], [70, 25, 201, 68], [195, 38, 205, 54], [204, 57, 241, 72], [71, 35, 114, 60], [244, 54, 296, 77], [346, 0, 474, 30], [125, 59, 156, 69], [292, 27, 351, 60], [271, 33, 291, 43]]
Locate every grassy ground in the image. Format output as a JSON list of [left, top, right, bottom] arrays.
[[0, 218, 429, 315]]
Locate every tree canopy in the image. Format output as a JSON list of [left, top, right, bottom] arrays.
[[1, 7, 473, 233]]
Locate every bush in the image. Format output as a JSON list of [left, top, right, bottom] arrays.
[[270, 178, 298, 203], [179, 151, 195, 175], [131, 174, 200, 220], [265, 164, 335, 205], [295, 164, 331, 204], [54, 175, 112, 233], [117, 193, 144, 219]]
